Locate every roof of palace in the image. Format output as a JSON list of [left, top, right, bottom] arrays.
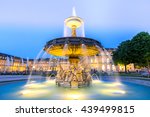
[[0, 52, 27, 61]]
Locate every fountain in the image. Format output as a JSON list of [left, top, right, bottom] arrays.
[[21, 58, 24, 66], [2, 8, 150, 100], [44, 8, 103, 88], [18, 8, 127, 99], [11, 57, 13, 66]]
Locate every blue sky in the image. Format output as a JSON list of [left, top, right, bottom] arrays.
[[0, 0, 150, 58]]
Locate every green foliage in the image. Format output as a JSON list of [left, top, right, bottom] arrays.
[[113, 40, 131, 64], [112, 40, 131, 72], [113, 32, 150, 70], [130, 32, 150, 67], [145, 52, 150, 62], [145, 52, 150, 69]]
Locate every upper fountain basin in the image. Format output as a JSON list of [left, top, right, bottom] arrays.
[[44, 37, 103, 57], [65, 16, 83, 28]]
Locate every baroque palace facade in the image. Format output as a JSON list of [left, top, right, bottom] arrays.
[[0, 48, 135, 74]]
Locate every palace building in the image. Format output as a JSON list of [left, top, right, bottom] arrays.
[[0, 48, 135, 74], [0, 53, 27, 73]]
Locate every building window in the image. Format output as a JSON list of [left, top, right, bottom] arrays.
[[102, 57, 105, 63], [112, 65, 116, 71], [102, 65, 105, 71], [107, 58, 109, 63], [91, 59, 93, 63], [107, 65, 110, 71]]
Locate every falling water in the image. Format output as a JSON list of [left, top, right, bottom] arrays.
[[27, 45, 55, 84], [26, 57, 29, 67], [21, 58, 24, 66], [63, 44, 68, 56], [103, 48, 121, 82], [72, 7, 77, 16], [6, 56, 10, 66], [63, 24, 68, 37], [81, 44, 90, 66], [4, 56, 10, 72], [62, 44, 70, 72], [11, 57, 13, 66], [27, 48, 45, 83], [91, 73, 102, 84], [95, 45, 121, 83], [18, 7, 126, 96], [81, 23, 85, 37]]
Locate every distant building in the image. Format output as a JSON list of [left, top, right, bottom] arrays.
[[0, 53, 27, 73], [0, 48, 135, 74]]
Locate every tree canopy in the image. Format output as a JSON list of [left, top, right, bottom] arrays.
[[113, 32, 150, 72], [112, 40, 132, 72]]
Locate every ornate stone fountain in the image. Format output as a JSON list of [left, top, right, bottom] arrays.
[[44, 8, 103, 88]]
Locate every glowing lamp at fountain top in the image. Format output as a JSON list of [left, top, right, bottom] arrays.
[[64, 7, 84, 37]]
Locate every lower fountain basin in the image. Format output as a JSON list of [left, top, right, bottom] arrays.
[[1, 76, 150, 100]]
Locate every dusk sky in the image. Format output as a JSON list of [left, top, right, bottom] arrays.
[[0, 0, 150, 58]]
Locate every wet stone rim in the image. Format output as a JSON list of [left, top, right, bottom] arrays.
[[44, 37, 103, 50]]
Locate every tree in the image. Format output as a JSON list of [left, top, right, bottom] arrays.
[[130, 32, 150, 68], [113, 40, 132, 72], [144, 52, 150, 77], [113, 32, 150, 74]]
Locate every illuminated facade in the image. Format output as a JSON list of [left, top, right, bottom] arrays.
[[0, 53, 27, 73], [0, 48, 135, 74]]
